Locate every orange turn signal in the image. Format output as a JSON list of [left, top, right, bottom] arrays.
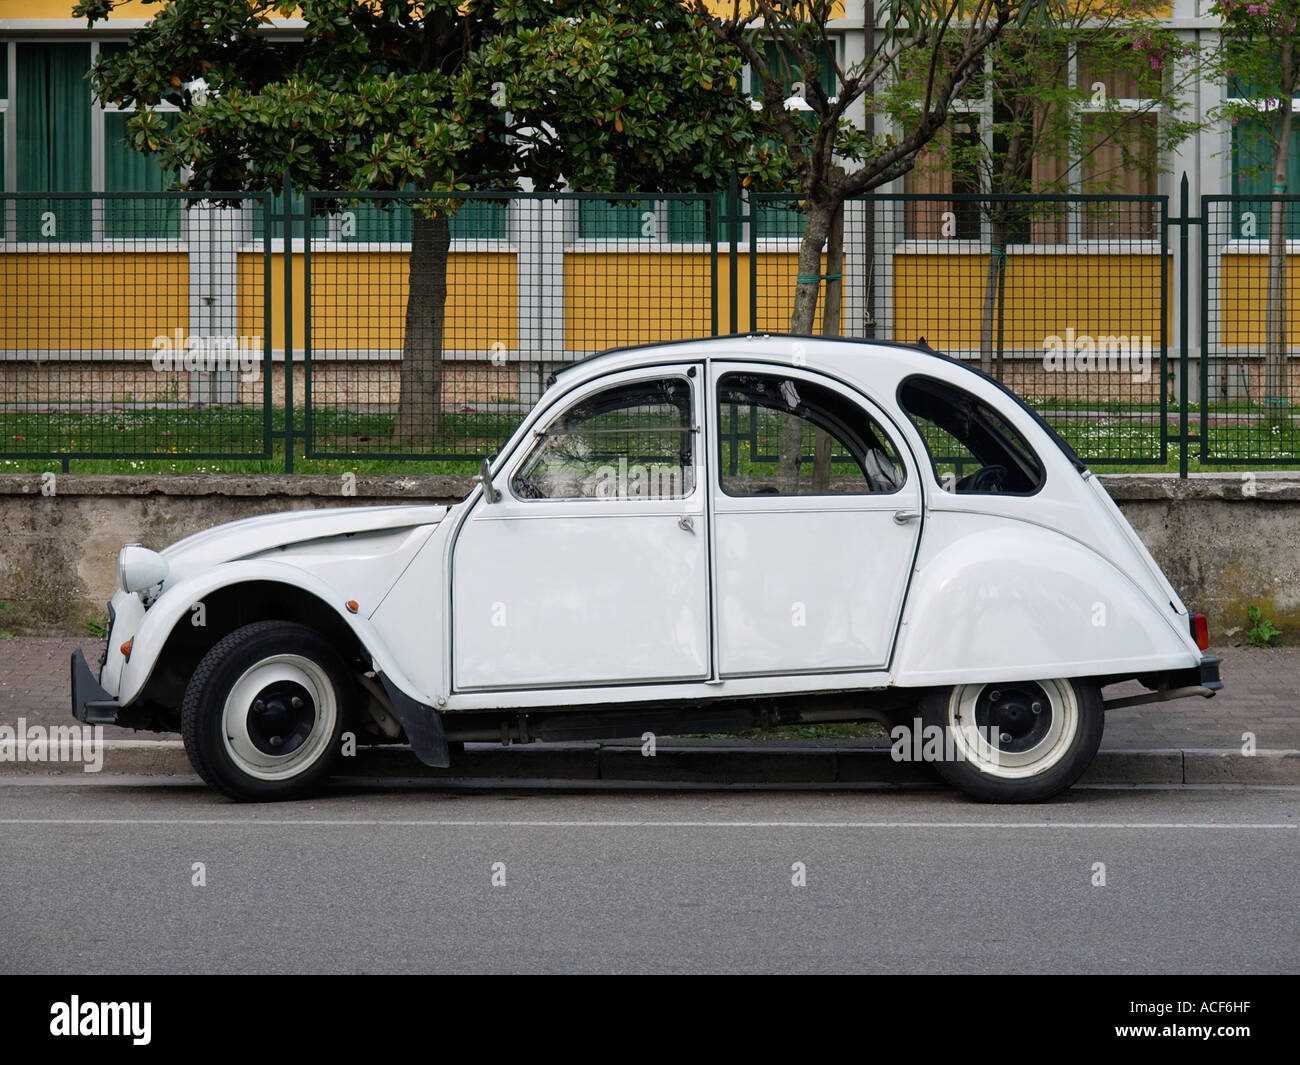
[[120, 637, 134, 661], [346, 600, 359, 614]]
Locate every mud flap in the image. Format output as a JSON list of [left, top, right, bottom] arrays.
[[379, 676, 450, 768]]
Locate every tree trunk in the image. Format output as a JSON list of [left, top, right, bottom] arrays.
[[980, 214, 1009, 379], [1263, 40, 1294, 428], [777, 200, 835, 488], [790, 201, 833, 334], [394, 209, 451, 447], [812, 201, 844, 492]]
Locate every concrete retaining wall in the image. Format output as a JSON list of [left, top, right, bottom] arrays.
[[1, 472, 1297, 639]]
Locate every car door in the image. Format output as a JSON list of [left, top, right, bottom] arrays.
[[709, 364, 922, 677], [450, 365, 710, 691]]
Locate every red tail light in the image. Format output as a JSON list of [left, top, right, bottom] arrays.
[[1192, 614, 1209, 650]]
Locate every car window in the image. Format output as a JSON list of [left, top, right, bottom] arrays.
[[897, 375, 1045, 494], [512, 376, 696, 500], [716, 372, 905, 496]]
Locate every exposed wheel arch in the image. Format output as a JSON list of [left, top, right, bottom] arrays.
[[138, 581, 367, 721]]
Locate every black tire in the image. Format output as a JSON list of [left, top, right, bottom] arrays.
[[917, 678, 1104, 803], [181, 620, 352, 802]]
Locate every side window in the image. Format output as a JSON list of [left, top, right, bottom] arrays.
[[898, 376, 1045, 494], [512, 376, 696, 500], [716, 372, 905, 496]]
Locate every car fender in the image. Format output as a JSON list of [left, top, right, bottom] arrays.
[[118, 559, 437, 716], [891, 520, 1200, 687]]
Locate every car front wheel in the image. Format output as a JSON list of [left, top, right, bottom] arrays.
[[181, 621, 351, 802], [918, 678, 1104, 803]]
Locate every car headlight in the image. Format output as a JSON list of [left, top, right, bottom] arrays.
[[116, 543, 169, 595]]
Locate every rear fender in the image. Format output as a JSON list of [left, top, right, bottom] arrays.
[[892, 523, 1200, 688]]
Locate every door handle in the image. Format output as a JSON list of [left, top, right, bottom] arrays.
[[893, 509, 921, 525], [678, 515, 695, 533]]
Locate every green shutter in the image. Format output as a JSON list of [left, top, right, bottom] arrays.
[[104, 110, 181, 238], [1231, 119, 1300, 239], [450, 198, 506, 239], [16, 43, 91, 240], [754, 198, 805, 239], [579, 198, 650, 238], [750, 40, 838, 100], [326, 197, 506, 242]]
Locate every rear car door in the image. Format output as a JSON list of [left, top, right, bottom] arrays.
[[709, 364, 922, 677]]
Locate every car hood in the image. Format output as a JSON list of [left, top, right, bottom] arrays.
[[159, 504, 448, 580]]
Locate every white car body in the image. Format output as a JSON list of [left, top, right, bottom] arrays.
[[73, 335, 1220, 802]]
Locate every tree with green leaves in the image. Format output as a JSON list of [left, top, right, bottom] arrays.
[[904, 11, 1200, 378], [74, 0, 773, 446], [694, 0, 1055, 485], [1209, 0, 1298, 424], [694, 0, 1058, 339]]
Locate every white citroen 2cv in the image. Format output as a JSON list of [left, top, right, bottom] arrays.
[[73, 335, 1220, 802]]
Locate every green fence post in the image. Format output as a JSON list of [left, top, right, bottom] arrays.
[[1178, 173, 1190, 479]]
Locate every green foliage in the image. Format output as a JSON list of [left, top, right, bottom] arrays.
[[72, 0, 771, 196], [85, 617, 108, 639], [895, 12, 1201, 200], [1245, 604, 1282, 647], [0, 601, 13, 640], [1208, 0, 1299, 166]]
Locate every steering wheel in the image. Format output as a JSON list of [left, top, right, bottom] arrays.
[[512, 470, 546, 500], [955, 464, 1008, 493]]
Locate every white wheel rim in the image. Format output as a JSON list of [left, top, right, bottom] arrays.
[[221, 654, 337, 782], [947, 679, 1079, 780]]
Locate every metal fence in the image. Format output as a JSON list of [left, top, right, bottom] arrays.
[[1, 182, 1297, 474]]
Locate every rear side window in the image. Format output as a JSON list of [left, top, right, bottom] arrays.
[[898, 376, 1044, 494]]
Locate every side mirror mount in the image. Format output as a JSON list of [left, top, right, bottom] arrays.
[[477, 457, 501, 503]]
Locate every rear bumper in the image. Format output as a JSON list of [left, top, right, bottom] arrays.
[[70, 648, 121, 726], [1198, 655, 1223, 690], [1102, 656, 1222, 711]]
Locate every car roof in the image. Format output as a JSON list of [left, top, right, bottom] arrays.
[[548, 333, 945, 385], [546, 333, 1087, 472]]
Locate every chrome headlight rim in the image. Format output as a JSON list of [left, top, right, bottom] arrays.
[[117, 543, 169, 596]]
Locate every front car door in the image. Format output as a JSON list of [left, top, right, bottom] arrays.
[[709, 364, 923, 677], [451, 365, 709, 691]]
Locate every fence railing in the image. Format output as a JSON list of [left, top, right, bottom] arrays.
[[1, 183, 1297, 474]]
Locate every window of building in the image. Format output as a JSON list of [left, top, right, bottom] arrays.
[[0, 44, 8, 233], [717, 372, 905, 496], [264, 191, 509, 243], [903, 35, 1162, 243], [14, 42, 91, 240], [3, 41, 182, 240], [1226, 63, 1300, 240], [577, 197, 716, 242], [512, 376, 696, 500]]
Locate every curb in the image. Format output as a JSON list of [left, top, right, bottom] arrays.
[[1, 740, 1298, 786]]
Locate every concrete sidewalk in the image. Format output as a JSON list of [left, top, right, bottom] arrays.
[[2, 637, 1296, 785]]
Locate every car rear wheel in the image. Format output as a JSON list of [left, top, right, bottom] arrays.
[[181, 621, 351, 802], [918, 678, 1104, 803]]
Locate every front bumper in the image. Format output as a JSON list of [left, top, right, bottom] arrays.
[[71, 648, 121, 726]]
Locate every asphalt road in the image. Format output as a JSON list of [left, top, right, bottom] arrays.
[[1, 780, 1296, 974]]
